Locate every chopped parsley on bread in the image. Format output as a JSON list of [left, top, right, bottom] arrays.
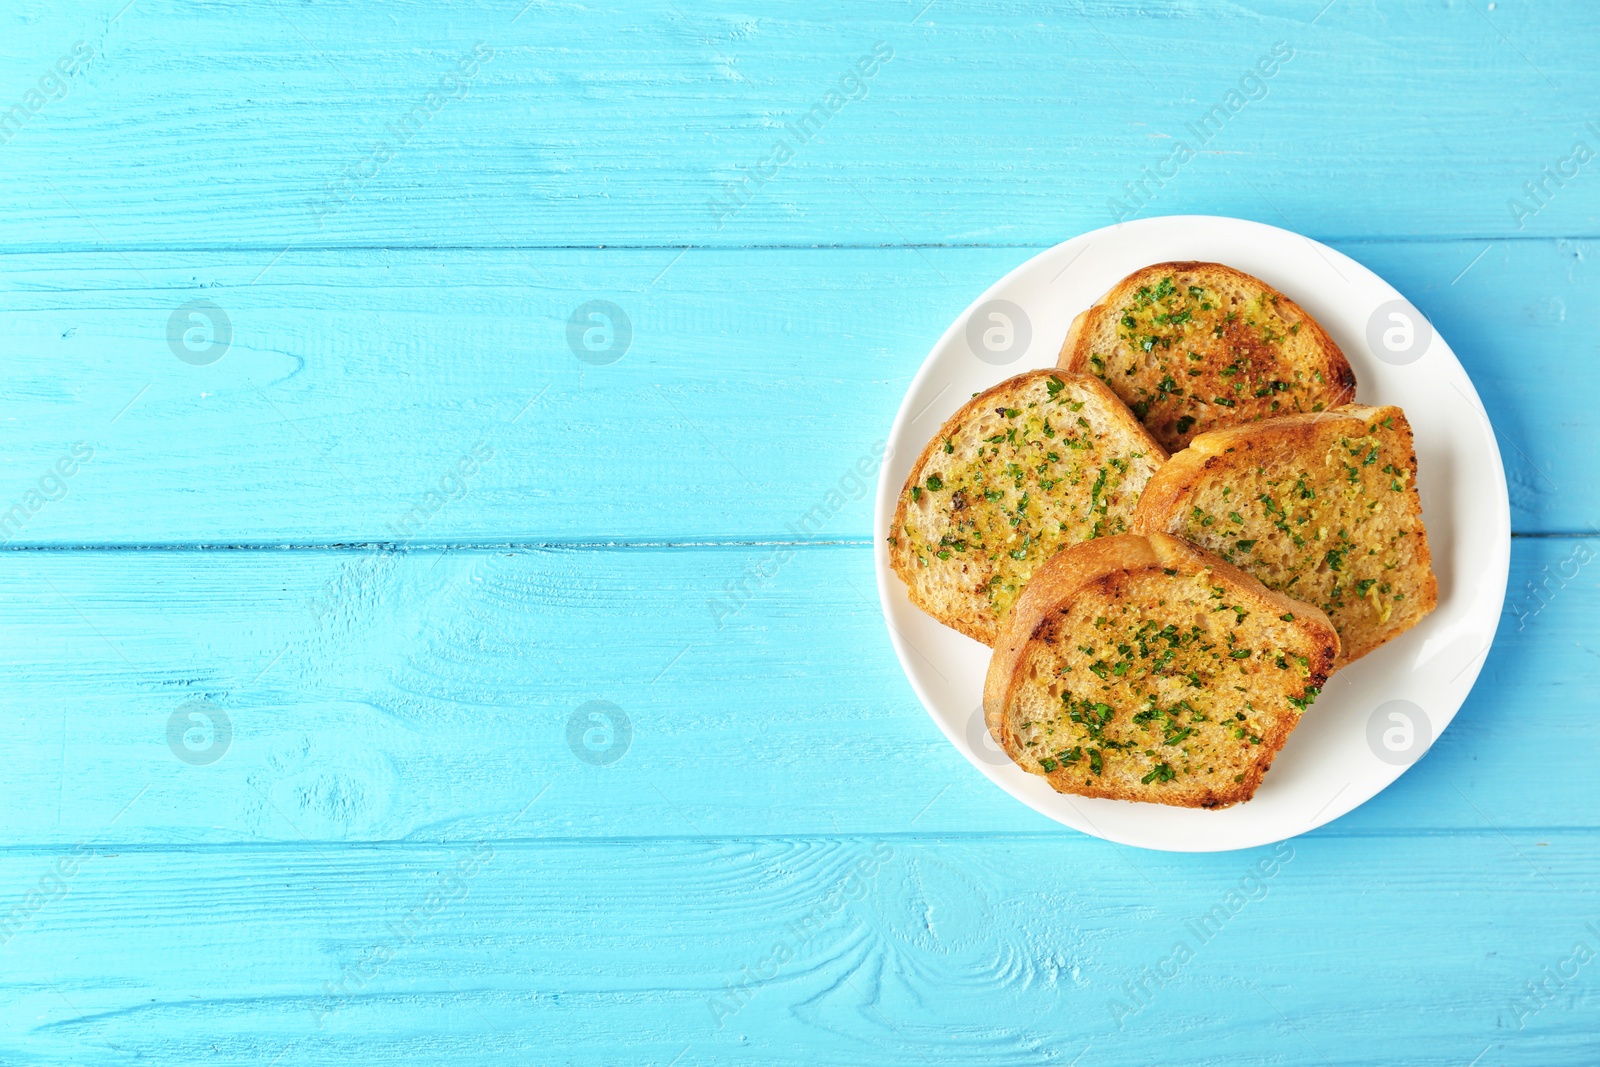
[[1132, 404, 1436, 667], [888, 370, 1167, 646], [1058, 261, 1356, 451], [983, 533, 1338, 809]]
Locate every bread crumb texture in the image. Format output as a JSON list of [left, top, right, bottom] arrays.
[[889, 371, 1162, 644], [1160, 408, 1435, 665], [1009, 564, 1328, 808], [1077, 266, 1353, 450]]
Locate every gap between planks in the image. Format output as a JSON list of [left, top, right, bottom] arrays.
[[0, 531, 1584, 552], [0, 235, 1595, 257], [0, 825, 1591, 857]]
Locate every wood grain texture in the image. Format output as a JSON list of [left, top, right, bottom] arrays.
[[1, 1, 1598, 248], [3, 0, 1598, 1061], [0, 537, 1591, 846], [2, 835, 1595, 1066], [0, 239, 1594, 543]]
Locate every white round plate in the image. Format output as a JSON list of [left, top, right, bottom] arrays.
[[873, 215, 1511, 852]]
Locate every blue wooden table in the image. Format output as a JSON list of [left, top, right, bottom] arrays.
[[2, 1, 1597, 1063]]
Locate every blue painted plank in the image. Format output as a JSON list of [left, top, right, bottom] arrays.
[[0, 2, 1596, 249], [0, 833, 1594, 1065], [0, 239, 1593, 544], [0, 536, 1590, 846]]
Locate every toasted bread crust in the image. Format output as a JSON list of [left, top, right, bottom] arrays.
[[1058, 262, 1356, 451], [984, 534, 1338, 809], [1132, 405, 1437, 666], [888, 370, 1166, 645]]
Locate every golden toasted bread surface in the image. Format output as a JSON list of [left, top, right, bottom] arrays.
[[983, 534, 1338, 809], [1132, 405, 1436, 666], [888, 371, 1166, 645], [1058, 262, 1355, 451]]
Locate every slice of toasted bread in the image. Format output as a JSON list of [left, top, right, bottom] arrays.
[[888, 370, 1167, 646], [983, 533, 1338, 809], [1131, 405, 1436, 667], [1058, 262, 1356, 451]]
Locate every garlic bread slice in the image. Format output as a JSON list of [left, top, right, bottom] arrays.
[[889, 370, 1166, 646], [984, 533, 1338, 809], [1058, 261, 1355, 451], [1132, 404, 1436, 666]]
